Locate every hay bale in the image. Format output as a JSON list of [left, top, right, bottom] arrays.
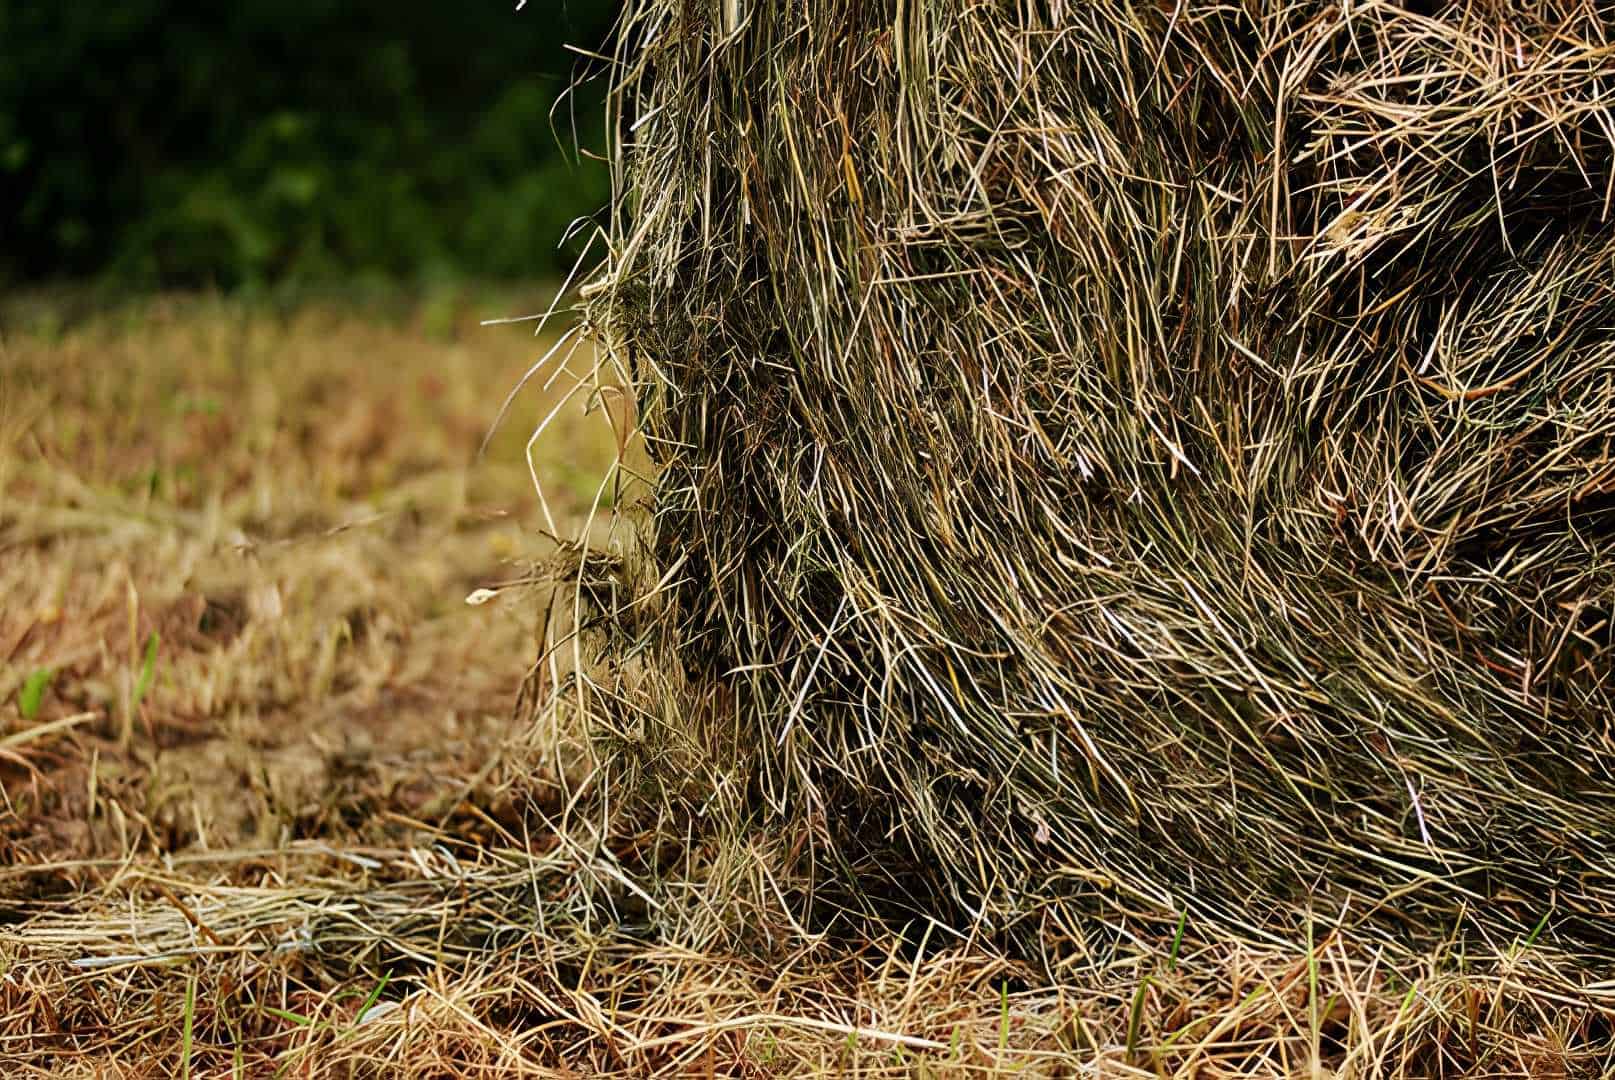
[[581, 0, 1615, 956]]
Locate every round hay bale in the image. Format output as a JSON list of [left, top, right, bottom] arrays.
[[582, 0, 1615, 957]]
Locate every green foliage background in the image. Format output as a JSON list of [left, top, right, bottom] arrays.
[[0, 2, 617, 287]]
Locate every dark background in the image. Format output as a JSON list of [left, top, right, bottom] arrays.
[[1, 2, 618, 289]]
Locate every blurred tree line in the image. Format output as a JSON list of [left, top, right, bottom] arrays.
[[0, 2, 617, 288]]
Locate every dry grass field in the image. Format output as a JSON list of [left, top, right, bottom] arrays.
[[1, 289, 610, 860], [2, 292, 1610, 1077]]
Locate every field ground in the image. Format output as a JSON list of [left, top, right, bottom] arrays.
[[1, 292, 1611, 1076]]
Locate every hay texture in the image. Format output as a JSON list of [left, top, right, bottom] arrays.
[[581, 0, 1615, 957]]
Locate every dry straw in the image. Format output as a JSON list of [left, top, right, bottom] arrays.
[[9, 6, 1615, 1069], [576, 0, 1615, 964]]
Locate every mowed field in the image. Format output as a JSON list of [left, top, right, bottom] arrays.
[[0, 291, 626, 1074], [2, 294, 1607, 1077], [1, 290, 615, 860]]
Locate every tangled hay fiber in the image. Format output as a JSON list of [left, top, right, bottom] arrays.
[[577, 0, 1615, 960]]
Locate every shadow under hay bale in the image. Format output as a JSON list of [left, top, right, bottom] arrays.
[[575, 0, 1615, 962]]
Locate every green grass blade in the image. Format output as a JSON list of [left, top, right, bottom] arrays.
[[18, 668, 53, 720], [263, 1005, 314, 1028], [1522, 910, 1551, 951], [354, 972, 391, 1024], [1126, 975, 1151, 1065], [1167, 909, 1187, 972], [181, 972, 196, 1080], [998, 979, 1010, 1054], [131, 631, 160, 711]]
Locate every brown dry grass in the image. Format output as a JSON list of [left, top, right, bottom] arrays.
[[1, 290, 612, 859], [2, 291, 1611, 1077]]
